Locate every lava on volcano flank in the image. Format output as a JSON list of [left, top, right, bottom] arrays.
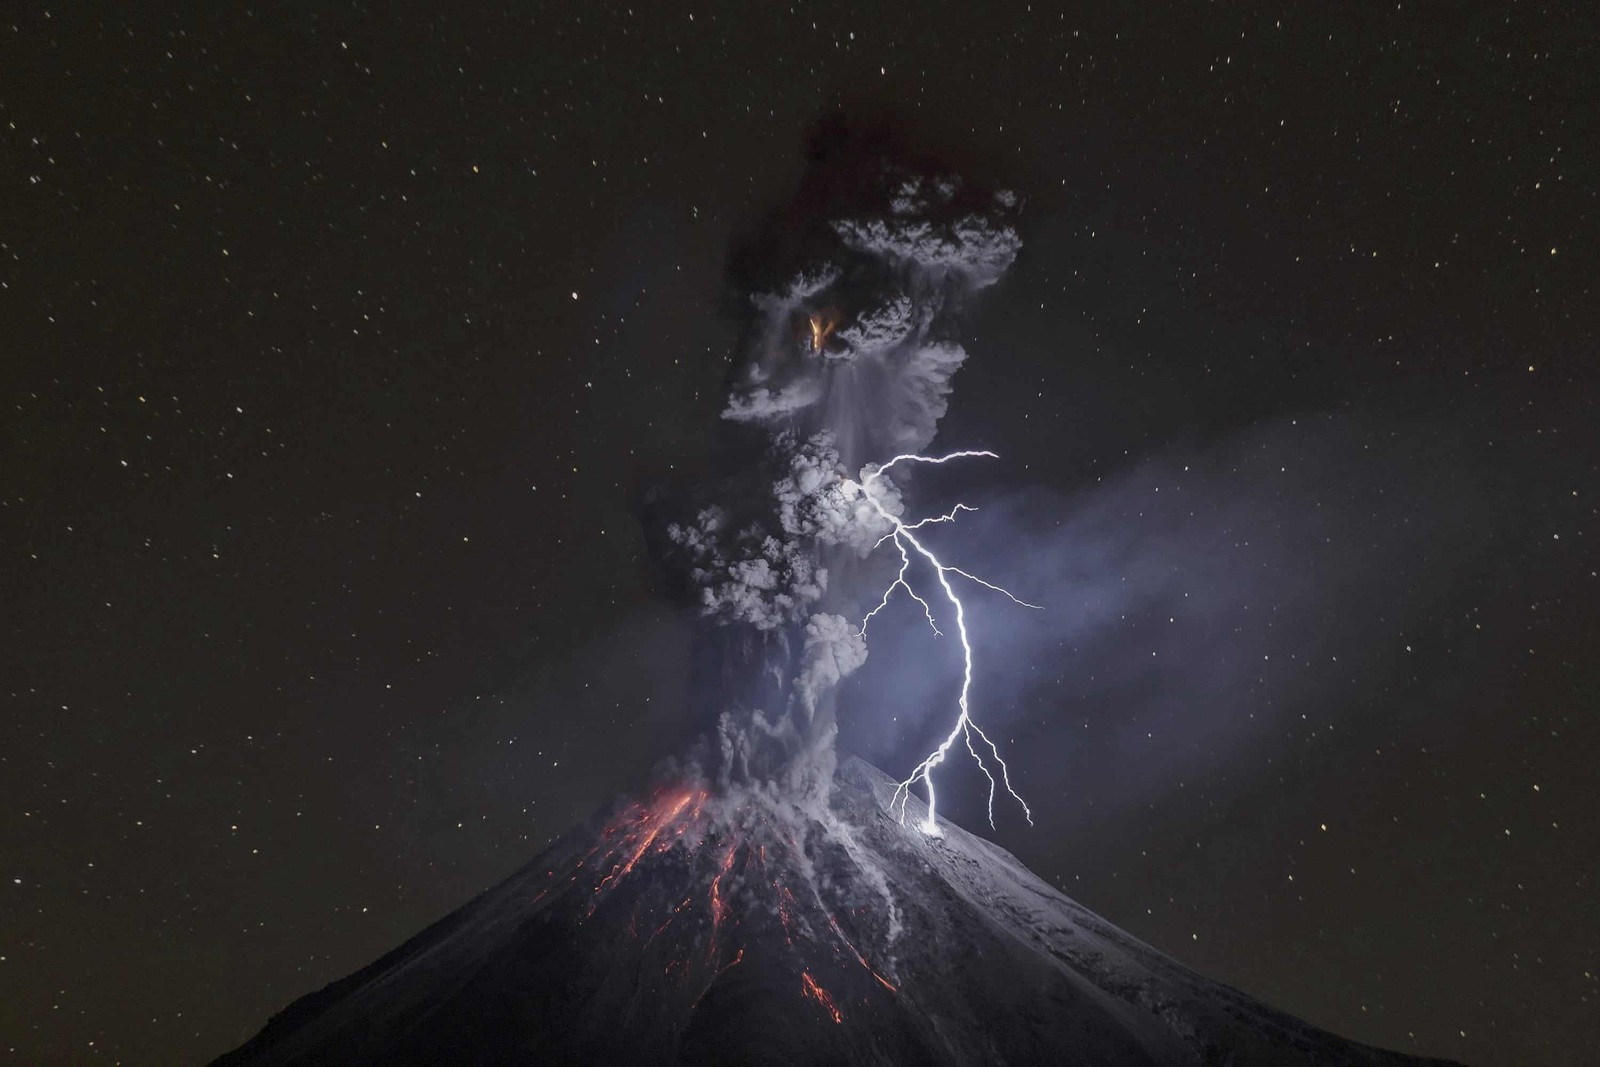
[[211, 758, 1463, 1067]]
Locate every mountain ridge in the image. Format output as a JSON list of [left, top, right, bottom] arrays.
[[212, 755, 1466, 1067]]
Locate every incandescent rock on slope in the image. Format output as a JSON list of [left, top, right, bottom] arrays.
[[213, 758, 1462, 1067]]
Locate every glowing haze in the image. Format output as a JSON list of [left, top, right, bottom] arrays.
[[655, 124, 1036, 832]]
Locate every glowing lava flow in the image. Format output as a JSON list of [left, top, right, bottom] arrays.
[[593, 788, 703, 897], [555, 788, 898, 1022], [853, 451, 1041, 835], [800, 970, 844, 1024]]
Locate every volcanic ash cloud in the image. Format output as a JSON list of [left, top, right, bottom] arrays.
[[657, 143, 1023, 799]]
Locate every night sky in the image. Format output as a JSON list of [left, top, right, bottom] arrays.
[[4, 3, 1596, 1065]]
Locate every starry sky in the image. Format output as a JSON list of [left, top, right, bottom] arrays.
[[3, 2, 1596, 1065]]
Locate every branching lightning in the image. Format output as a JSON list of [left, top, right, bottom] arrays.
[[852, 451, 1041, 835]]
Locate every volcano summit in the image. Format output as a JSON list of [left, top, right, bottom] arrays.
[[216, 125, 1466, 1067], [213, 757, 1458, 1067]]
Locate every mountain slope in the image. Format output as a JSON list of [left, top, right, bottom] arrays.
[[212, 757, 1462, 1066]]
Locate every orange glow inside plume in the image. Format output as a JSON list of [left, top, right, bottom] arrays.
[[807, 313, 836, 353]]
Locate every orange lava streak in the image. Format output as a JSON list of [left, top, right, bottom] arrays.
[[646, 894, 695, 945], [800, 971, 843, 1024], [706, 840, 738, 961], [594, 789, 701, 894], [825, 913, 897, 991], [774, 884, 802, 947]]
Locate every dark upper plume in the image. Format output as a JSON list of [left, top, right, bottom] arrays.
[[726, 112, 1015, 295], [211, 758, 1467, 1067]]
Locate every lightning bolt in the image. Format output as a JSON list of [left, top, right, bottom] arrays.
[[852, 451, 1041, 835]]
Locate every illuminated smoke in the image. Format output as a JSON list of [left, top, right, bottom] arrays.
[[653, 123, 1028, 824]]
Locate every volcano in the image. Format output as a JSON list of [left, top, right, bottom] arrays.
[[213, 758, 1458, 1066]]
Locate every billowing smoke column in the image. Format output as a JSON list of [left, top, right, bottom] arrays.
[[658, 126, 1028, 829]]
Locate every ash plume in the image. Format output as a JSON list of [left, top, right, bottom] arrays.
[[653, 123, 1023, 796], [214, 127, 1470, 1067]]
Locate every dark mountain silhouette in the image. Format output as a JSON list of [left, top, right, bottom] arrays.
[[213, 757, 1463, 1066]]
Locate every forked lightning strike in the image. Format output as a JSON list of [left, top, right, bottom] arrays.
[[851, 451, 1041, 835]]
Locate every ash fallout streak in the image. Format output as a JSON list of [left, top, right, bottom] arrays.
[[658, 130, 1033, 828]]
